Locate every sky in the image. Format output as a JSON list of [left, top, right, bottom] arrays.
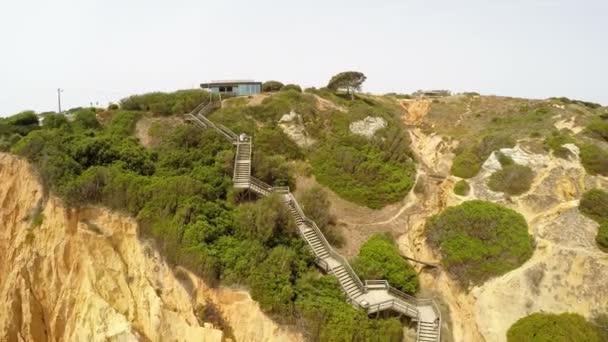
[[0, 0, 606, 116]]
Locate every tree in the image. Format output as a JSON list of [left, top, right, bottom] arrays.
[[326, 71, 367, 99], [262, 80, 284, 92]]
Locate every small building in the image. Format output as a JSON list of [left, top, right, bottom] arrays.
[[200, 80, 262, 96]]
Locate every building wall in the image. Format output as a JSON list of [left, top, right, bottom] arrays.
[[237, 84, 261, 96], [207, 84, 261, 96]]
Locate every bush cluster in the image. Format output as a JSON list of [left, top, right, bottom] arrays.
[[579, 189, 608, 252], [586, 118, 608, 142], [580, 144, 608, 176], [507, 313, 603, 342], [262, 80, 284, 92], [0, 111, 41, 150], [298, 186, 344, 246], [352, 233, 419, 294], [488, 163, 535, 196], [453, 179, 470, 196], [425, 200, 534, 286]]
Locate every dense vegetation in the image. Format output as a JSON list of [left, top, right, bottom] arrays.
[[6, 98, 406, 340], [120, 89, 216, 115], [0, 111, 40, 150], [579, 189, 608, 252], [453, 180, 470, 196], [425, 201, 534, 286], [208, 89, 417, 209], [507, 313, 602, 342], [352, 233, 419, 294]]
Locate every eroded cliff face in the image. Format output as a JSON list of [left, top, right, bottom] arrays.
[[0, 153, 301, 342], [405, 130, 608, 342]]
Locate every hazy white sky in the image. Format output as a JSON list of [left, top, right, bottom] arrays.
[[1, 0, 606, 115]]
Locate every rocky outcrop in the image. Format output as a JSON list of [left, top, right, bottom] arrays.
[[349, 116, 386, 138], [400, 99, 431, 125], [279, 111, 316, 147]]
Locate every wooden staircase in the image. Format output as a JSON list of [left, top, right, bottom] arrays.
[[186, 100, 442, 342]]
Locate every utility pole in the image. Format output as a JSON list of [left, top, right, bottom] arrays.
[[57, 88, 63, 113]]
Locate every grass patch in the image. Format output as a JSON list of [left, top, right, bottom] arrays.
[[507, 312, 603, 342], [425, 200, 534, 286], [488, 164, 535, 196], [453, 180, 470, 196], [352, 233, 419, 294], [544, 131, 576, 158]]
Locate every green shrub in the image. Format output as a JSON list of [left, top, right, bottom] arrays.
[[451, 149, 482, 178], [579, 189, 608, 223], [580, 144, 608, 176], [248, 245, 306, 315], [236, 194, 296, 246], [3, 111, 38, 126], [108, 103, 119, 111], [312, 141, 415, 208], [299, 186, 344, 246], [544, 131, 576, 158], [586, 118, 608, 142], [579, 189, 608, 252], [496, 152, 514, 167], [280, 84, 302, 93], [262, 80, 284, 92], [488, 164, 534, 196], [507, 312, 602, 342], [73, 109, 100, 130], [352, 233, 419, 294], [425, 200, 534, 286], [454, 180, 470, 196]]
